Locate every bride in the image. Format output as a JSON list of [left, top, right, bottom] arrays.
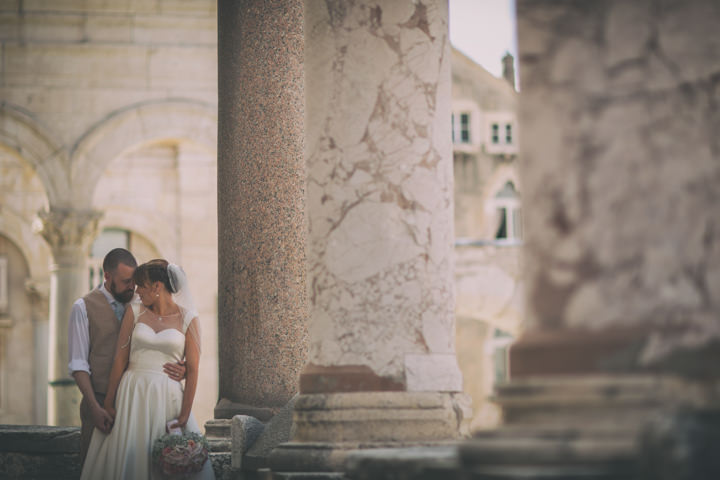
[[80, 259, 215, 480]]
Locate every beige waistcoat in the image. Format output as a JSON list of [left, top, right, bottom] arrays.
[[83, 288, 122, 395]]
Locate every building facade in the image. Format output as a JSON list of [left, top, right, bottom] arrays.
[[450, 47, 523, 430]]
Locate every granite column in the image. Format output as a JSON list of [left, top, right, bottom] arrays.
[[460, 1, 720, 477], [216, 0, 308, 421], [271, 0, 465, 471], [36, 208, 101, 426]]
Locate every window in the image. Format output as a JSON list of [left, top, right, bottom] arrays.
[[0, 257, 7, 314], [452, 112, 472, 144], [491, 123, 499, 144], [491, 329, 514, 383], [505, 124, 513, 144], [460, 113, 470, 143], [494, 181, 522, 241], [89, 228, 129, 288]]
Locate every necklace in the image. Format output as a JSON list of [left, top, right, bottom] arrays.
[[156, 310, 180, 322]]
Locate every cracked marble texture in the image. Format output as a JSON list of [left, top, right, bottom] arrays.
[[304, 0, 461, 390], [516, 0, 720, 349]]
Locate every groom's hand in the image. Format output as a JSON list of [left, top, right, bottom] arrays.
[[163, 360, 186, 381], [91, 403, 114, 434]]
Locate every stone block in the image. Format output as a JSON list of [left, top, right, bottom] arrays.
[[345, 446, 460, 480], [134, 14, 215, 45], [0, 426, 81, 480], [3, 44, 148, 88], [0, 13, 20, 41], [245, 394, 298, 464], [0, 1, 20, 13], [23, 0, 156, 14], [639, 410, 720, 480], [158, 0, 216, 16], [231, 415, 265, 469], [20, 13, 85, 43], [292, 392, 459, 444], [0, 425, 80, 453], [148, 46, 217, 90], [85, 14, 133, 43], [405, 354, 464, 392]]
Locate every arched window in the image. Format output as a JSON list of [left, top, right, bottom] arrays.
[[494, 181, 522, 242], [89, 228, 129, 288], [88, 228, 159, 287]]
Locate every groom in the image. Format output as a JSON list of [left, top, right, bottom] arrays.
[[68, 247, 186, 464]]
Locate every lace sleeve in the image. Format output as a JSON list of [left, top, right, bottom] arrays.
[[130, 301, 142, 324], [182, 307, 202, 354]]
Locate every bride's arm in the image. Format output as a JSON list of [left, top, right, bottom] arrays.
[[175, 317, 200, 428], [103, 306, 134, 419]]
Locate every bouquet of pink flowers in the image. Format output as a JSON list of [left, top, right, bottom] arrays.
[[152, 430, 209, 477]]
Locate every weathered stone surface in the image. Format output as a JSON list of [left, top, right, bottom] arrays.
[[304, 0, 462, 391], [0, 453, 81, 480], [639, 410, 720, 480], [0, 425, 80, 453], [245, 394, 298, 467], [0, 426, 80, 480], [292, 392, 459, 443], [345, 446, 459, 480], [231, 415, 265, 469]]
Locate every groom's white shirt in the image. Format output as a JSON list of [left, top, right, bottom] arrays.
[[68, 284, 122, 376]]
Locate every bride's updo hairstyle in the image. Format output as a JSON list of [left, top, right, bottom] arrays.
[[132, 259, 176, 293]]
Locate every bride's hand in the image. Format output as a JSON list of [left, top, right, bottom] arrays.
[[176, 414, 189, 428]]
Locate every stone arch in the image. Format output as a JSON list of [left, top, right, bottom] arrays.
[[0, 103, 68, 207], [70, 99, 217, 207], [99, 209, 176, 262], [0, 210, 51, 283]]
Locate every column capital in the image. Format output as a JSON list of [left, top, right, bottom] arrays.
[[34, 208, 103, 264]]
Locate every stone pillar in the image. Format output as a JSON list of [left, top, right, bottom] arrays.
[[271, 0, 464, 472], [35, 208, 101, 426], [460, 0, 720, 478], [216, 0, 307, 421]]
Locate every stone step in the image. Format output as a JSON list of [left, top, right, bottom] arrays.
[[273, 473, 346, 480]]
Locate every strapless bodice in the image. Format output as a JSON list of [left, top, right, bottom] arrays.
[[128, 322, 185, 373]]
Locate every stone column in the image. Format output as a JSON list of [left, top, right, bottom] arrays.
[[216, 0, 307, 421], [460, 0, 720, 478], [35, 208, 101, 426], [271, 1, 464, 471]]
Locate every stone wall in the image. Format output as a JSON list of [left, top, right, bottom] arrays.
[[0, 0, 218, 427]]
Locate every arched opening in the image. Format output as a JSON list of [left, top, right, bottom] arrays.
[[0, 234, 47, 424]]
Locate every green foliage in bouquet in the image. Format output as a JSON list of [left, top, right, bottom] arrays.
[[152, 431, 209, 477]]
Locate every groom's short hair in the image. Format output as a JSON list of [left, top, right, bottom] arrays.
[[103, 248, 137, 273]]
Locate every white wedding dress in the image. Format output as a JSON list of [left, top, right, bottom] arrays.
[[81, 303, 215, 480]]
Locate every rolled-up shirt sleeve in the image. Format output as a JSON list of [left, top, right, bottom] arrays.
[[68, 298, 91, 376]]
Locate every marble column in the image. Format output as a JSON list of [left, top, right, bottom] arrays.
[[216, 0, 307, 420], [35, 208, 101, 426], [460, 0, 720, 477], [271, 1, 464, 471]]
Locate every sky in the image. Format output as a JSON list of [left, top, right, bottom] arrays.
[[448, 0, 518, 79]]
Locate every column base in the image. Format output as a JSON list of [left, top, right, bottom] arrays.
[[214, 397, 276, 422], [459, 375, 720, 479], [269, 391, 463, 473]]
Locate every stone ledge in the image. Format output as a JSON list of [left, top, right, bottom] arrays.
[[0, 425, 80, 453]]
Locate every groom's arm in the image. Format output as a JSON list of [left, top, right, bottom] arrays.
[[72, 371, 113, 434], [163, 359, 186, 381], [68, 299, 113, 433]]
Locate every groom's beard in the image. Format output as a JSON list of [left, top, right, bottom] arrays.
[[110, 279, 135, 304]]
